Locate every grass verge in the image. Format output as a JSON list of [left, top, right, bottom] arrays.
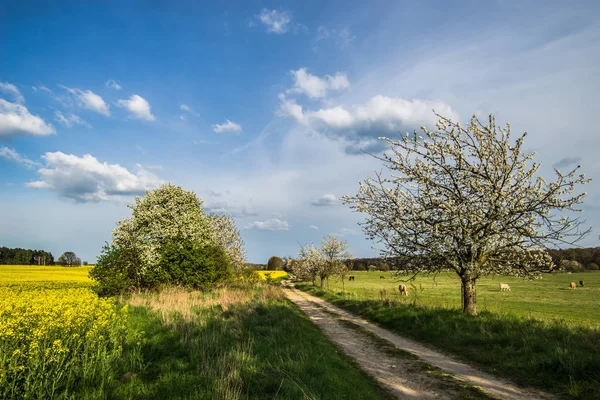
[[105, 284, 393, 399], [297, 283, 600, 400]]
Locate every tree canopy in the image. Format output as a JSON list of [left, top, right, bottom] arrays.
[[344, 113, 590, 315], [90, 184, 244, 294]]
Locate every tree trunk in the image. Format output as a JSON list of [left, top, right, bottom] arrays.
[[461, 277, 478, 316], [320, 275, 325, 288]]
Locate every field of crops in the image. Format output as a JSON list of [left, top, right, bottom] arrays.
[[0, 265, 127, 398], [255, 270, 288, 281]]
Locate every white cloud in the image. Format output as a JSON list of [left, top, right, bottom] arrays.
[[59, 85, 110, 116], [54, 111, 90, 128], [180, 103, 199, 117], [257, 9, 291, 34], [311, 194, 339, 206], [32, 85, 53, 94], [212, 119, 242, 134], [105, 79, 121, 90], [310, 225, 320, 230], [289, 68, 350, 99], [315, 27, 355, 48], [192, 139, 212, 145], [279, 95, 457, 139], [117, 94, 155, 121], [338, 228, 358, 236], [0, 82, 24, 104], [0, 99, 55, 138], [246, 218, 290, 231], [27, 152, 162, 202], [0, 147, 41, 169]]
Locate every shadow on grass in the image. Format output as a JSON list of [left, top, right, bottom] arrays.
[[298, 284, 600, 400], [105, 292, 393, 400]]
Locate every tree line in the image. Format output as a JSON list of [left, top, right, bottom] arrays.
[[0, 247, 54, 265], [0, 247, 87, 266]]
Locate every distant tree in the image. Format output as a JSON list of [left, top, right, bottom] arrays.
[[588, 263, 599, 271], [58, 251, 79, 266], [320, 235, 353, 289], [267, 256, 284, 270], [292, 245, 324, 286], [344, 113, 590, 316], [82, 261, 88, 266]]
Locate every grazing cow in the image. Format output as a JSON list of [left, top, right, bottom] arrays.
[[500, 283, 511, 292], [379, 275, 386, 279], [570, 282, 577, 289], [348, 276, 355, 281], [579, 280, 584, 287], [398, 284, 408, 296]]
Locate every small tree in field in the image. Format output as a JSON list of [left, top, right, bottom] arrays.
[[208, 213, 247, 273], [344, 113, 590, 316], [292, 245, 324, 286], [58, 251, 79, 266], [320, 235, 353, 289]]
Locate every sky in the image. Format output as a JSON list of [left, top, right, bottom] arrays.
[[1, 1, 600, 263]]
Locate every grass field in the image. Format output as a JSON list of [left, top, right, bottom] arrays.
[[0, 265, 390, 399], [297, 271, 600, 399], [321, 271, 600, 326]]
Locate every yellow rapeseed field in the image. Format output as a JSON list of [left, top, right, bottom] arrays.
[[0, 266, 128, 398], [256, 270, 288, 280]]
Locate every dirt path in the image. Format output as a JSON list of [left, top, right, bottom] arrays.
[[283, 282, 554, 400]]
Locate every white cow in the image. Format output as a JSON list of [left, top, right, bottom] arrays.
[[500, 283, 511, 292]]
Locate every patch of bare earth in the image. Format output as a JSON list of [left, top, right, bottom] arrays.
[[283, 282, 555, 400]]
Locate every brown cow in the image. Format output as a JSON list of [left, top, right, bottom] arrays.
[[570, 282, 577, 289], [398, 284, 408, 296], [379, 275, 386, 279]]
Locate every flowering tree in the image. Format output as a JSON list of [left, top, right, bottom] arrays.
[[91, 184, 241, 293], [320, 235, 353, 289], [292, 244, 324, 286], [344, 113, 590, 316], [208, 213, 247, 272], [292, 236, 353, 288]]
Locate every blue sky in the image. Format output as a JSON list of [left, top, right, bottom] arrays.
[[1, 1, 600, 263]]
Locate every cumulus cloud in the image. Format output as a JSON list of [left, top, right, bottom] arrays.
[[212, 119, 242, 133], [256, 9, 291, 34], [245, 218, 290, 231], [105, 79, 121, 90], [117, 94, 155, 121], [59, 85, 110, 116], [553, 156, 582, 169], [26, 152, 162, 202], [0, 147, 41, 169], [311, 194, 339, 206], [289, 68, 350, 99], [279, 95, 457, 138], [0, 99, 56, 138], [310, 225, 319, 230], [54, 111, 90, 128], [0, 82, 24, 104]]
